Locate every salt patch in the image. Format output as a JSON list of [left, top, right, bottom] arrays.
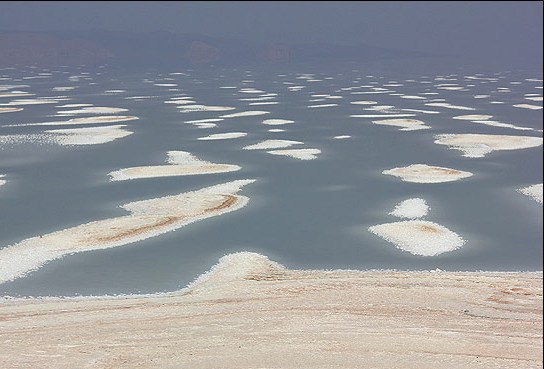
[[262, 119, 294, 126], [0, 180, 255, 284], [333, 135, 351, 139], [0, 99, 59, 106], [47, 125, 133, 146], [350, 101, 377, 105], [372, 118, 430, 131], [434, 134, 543, 158], [268, 129, 285, 132], [517, 184, 543, 204], [452, 115, 493, 120], [382, 164, 473, 183], [249, 102, 278, 106], [0, 107, 23, 113], [55, 107, 128, 115], [369, 220, 465, 256], [425, 103, 475, 111], [178, 105, 236, 113], [351, 114, 417, 119], [389, 198, 429, 219], [0, 174, 5, 187], [109, 151, 240, 181], [185, 118, 224, 124], [525, 96, 543, 102], [4, 116, 138, 128], [267, 148, 321, 160], [197, 132, 247, 140], [243, 139, 303, 150], [471, 120, 534, 131], [307, 104, 338, 108], [513, 104, 542, 110], [220, 111, 270, 118]]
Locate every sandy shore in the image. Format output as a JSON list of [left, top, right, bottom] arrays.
[[0, 252, 541, 369]]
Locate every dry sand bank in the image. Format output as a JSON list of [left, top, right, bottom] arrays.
[[0, 252, 541, 369]]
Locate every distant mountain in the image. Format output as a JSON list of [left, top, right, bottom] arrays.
[[0, 30, 426, 69]]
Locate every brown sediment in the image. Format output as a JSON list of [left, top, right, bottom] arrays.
[[417, 223, 442, 234], [95, 195, 236, 243]]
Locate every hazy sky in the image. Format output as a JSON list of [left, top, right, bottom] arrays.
[[0, 1, 542, 65]]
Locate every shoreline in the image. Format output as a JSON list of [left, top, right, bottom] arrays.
[[1, 252, 541, 369]]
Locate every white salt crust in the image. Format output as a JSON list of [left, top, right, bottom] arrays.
[[3, 116, 139, 128], [382, 164, 473, 183], [0, 179, 255, 284], [262, 119, 294, 126], [350, 114, 417, 118], [453, 115, 493, 120], [517, 184, 543, 204], [371, 118, 431, 131], [0, 107, 23, 113], [434, 134, 543, 158], [178, 105, 236, 113], [513, 104, 542, 110], [389, 198, 429, 219], [197, 132, 247, 140], [55, 107, 128, 115], [220, 111, 270, 118], [46, 125, 134, 146], [267, 148, 321, 160], [369, 220, 465, 256], [425, 102, 475, 111], [108, 151, 241, 181], [243, 139, 303, 150]]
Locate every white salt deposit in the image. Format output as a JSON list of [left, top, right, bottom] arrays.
[[333, 135, 351, 139], [350, 114, 417, 118], [434, 134, 543, 158], [452, 115, 493, 120], [220, 111, 270, 118], [382, 164, 473, 183], [267, 148, 321, 160], [524, 96, 543, 102], [178, 105, 236, 113], [389, 198, 429, 219], [470, 120, 534, 131], [56, 104, 94, 108], [46, 125, 133, 146], [425, 102, 476, 111], [307, 104, 338, 108], [0, 99, 59, 106], [513, 104, 542, 110], [249, 102, 278, 106], [55, 107, 128, 115], [268, 129, 285, 132], [350, 100, 377, 105], [369, 220, 465, 256], [109, 151, 240, 181], [243, 139, 303, 150], [400, 95, 427, 100], [3, 116, 138, 127], [262, 119, 294, 126], [0, 174, 5, 187], [0, 107, 23, 113], [0, 179, 255, 284], [371, 118, 430, 131], [197, 132, 247, 140], [517, 184, 543, 204]]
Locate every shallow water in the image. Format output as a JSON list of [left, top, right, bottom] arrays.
[[0, 60, 542, 297]]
